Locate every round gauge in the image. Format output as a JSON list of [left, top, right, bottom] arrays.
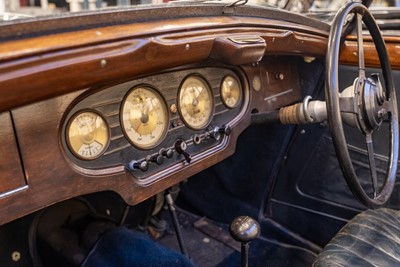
[[221, 75, 242, 108], [178, 76, 213, 130], [66, 111, 109, 160], [121, 86, 168, 149]]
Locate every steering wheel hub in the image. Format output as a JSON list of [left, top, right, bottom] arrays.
[[356, 74, 386, 133]]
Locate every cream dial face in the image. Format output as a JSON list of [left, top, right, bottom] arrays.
[[121, 86, 168, 149], [67, 111, 109, 160], [178, 76, 213, 130], [221, 75, 242, 108]]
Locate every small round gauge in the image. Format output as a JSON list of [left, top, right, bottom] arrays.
[[221, 75, 242, 108], [66, 111, 109, 160], [178, 75, 213, 130], [121, 86, 168, 149]]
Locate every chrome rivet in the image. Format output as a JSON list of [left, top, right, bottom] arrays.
[[100, 59, 107, 68]]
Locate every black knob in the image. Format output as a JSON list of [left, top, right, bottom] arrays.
[[160, 148, 174, 159], [174, 139, 191, 163], [230, 216, 260, 243], [219, 125, 231, 136], [209, 126, 221, 141], [150, 154, 164, 165], [128, 160, 149, 172]]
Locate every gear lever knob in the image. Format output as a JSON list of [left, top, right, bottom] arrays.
[[230, 216, 260, 242], [230, 216, 260, 267]]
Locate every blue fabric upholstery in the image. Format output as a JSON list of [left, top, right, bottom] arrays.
[[82, 227, 195, 267], [313, 208, 400, 267]]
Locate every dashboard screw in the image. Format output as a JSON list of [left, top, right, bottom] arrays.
[[252, 76, 261, 92], [11, 251, 21, 262], [276, 73, 284, 80], [100, 59, 107, 68]]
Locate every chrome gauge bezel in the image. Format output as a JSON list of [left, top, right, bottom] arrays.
[[177, 75, 214, 130], [220, 75, 243, 109], [66, 110, 110, 161], [120, 85, 169, 150]]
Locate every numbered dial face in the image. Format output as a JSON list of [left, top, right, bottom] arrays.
[[221, 75, 242, 108], [66, 111, 109, 160], [178, 76, 213, 130], [121, 86, 168, 149]]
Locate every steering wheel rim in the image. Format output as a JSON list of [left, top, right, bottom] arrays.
[[326, 2, 399, 208]]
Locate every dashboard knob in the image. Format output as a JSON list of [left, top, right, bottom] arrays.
[[219, 125, 231, 136], [149, 154, 164, 165], [160, 148, 174, 159], [209, 126, 221, 141], [128, 160, 149, 172], [174, 139, 191, 163]]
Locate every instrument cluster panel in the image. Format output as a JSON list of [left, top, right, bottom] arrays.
[[61, 67, 246, 181]]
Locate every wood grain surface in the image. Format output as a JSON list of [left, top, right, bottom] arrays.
[[0, 112, 26, 195]]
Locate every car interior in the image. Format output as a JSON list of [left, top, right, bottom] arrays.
[[1, 0, 400, 266]]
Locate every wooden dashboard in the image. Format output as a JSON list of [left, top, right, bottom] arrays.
[[1, 4, 397, 226]]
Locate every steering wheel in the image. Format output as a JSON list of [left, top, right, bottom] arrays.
[[326, 2, 399, 208]]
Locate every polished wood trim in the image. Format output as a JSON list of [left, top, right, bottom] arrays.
[[0, 112, 26, 196], [0, 17, 328, 113], [340, 35, 400, 69]]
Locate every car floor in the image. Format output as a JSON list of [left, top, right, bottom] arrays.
[[157, 208, 317, 267]]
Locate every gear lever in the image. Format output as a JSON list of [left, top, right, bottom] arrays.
[[229, 216, 260, 267]]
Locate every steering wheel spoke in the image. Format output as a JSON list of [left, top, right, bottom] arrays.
[[365, 134, 378, 198], [356, 13, 366, 78]]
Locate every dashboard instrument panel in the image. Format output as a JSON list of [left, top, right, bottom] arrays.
[[61, 67, 247, 181]]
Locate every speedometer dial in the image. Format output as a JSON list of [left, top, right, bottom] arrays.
[[66, 111, 109, 160], [178, 76, 213, 130], [121, 86, 168, 149]]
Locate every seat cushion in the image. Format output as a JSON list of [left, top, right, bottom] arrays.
[[313, 208, 400, 267]]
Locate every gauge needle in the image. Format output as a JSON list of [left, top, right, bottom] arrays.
[[140, 98, 150, 124], [191, 88, 202, 114], [84, 116, 94, 133]]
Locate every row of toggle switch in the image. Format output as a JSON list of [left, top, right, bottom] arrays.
[[128, 147, 174, 172], [193, 125, 231, 145], [128, 125, 231, 172]]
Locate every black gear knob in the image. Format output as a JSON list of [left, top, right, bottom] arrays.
[[230, 216, 260, 243], [230, 216, 260, 267]]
